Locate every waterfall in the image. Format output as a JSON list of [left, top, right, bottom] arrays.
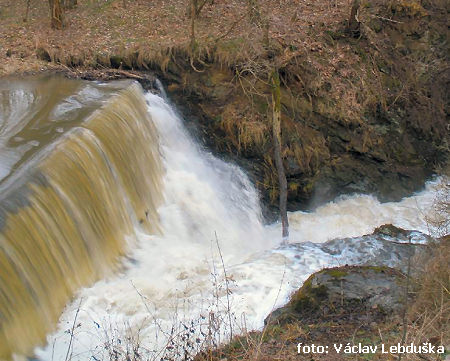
[[0, 78, 162, 360], [0, 76, 440, 361], [34, 85, 438, 361]]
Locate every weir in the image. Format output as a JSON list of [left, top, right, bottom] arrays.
[[0, 77, 162, 360]]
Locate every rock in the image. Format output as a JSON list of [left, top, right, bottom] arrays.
[[288, 224, 429, 274], [163, 61, 441, 217], [265, 226, 430, 326], [373, 224, 417, 240], [265, 265, 405, 326]]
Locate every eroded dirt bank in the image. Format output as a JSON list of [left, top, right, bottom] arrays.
[[156, 3, 449, 216]]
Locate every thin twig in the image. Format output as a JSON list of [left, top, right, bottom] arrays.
[[398, 235, 412, 361], [214, 231, 233, 342], [65, 298, 82, 361], [372, 15, 403, 24], [215, 13, 247, 43]]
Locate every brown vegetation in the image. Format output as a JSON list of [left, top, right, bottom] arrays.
[[1, 0, 448, 214]]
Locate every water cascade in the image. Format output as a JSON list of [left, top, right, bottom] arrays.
[[0, 76, 440, 361], [36, 90, 439, 361], [0, 77, 162, 360]]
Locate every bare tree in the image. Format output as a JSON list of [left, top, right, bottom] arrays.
[[271, 69, 289, 242], [188, 0, 213, 50], [347, 0, 360, 36], [247, 0, 261, 24], [64, 0, 77, 9], [188, 0, 212, 18], [246, 0, 269, 48], [23, 0, 31, 22], [48, 0, 65, 29]]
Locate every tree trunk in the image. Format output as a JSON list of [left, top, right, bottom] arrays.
[[23, 0, 31, 22], [190, 0, 196, 51], [48, 0, 65, 29], [271, 69, 289, 243], [195, 0, 208, 17], [65, 0, 77, 9], [247, 0, 260, 25], [347, 0, 360, 37], [262, 20, 269, 48], [187, 0, 210, 19]]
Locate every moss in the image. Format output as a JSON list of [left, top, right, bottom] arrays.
[[365, 265, 390, 273], [374, 224, 408, 237], [369, 18, 383, 33], [302, 181, 314, 194], [288, 182, 299, 192], [324, 265, 391, 276], [289, 276, 328, 313], [254, 96, 269, 114], [225, 337, 245, 352], [109, 55, 123, 68], [323, 269, 348, 278]]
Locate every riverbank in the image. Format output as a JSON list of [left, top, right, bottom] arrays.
[[1, 0, 448, 218], [195, 229, 450, 361]]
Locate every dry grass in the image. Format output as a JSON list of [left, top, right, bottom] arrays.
[[406, 238, 450, 358], [403, 173, 450, 358], [0, 0, 351, 75], [1, 1, 447, 188]]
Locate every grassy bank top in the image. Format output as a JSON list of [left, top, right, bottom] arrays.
[[1, 0, 358, 75]]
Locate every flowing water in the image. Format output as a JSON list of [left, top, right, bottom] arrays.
[[0, 76, 442, 361], [0, 77, 162, 360]]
